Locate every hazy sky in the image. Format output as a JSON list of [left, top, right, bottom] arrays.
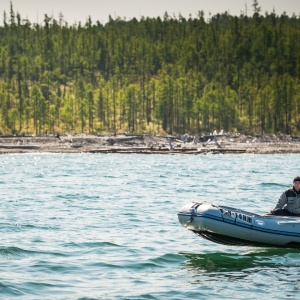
[[1, 0, 299, 24]]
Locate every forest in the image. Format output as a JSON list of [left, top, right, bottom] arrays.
[[0, 1, 299, 136]]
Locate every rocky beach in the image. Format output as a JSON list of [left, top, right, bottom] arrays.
[[0, 133, 300, 154]]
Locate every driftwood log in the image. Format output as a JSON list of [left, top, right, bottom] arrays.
[[0, 133, 299, 154]]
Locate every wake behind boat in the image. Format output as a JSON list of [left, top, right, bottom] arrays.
[[178, 202, 300, 247]]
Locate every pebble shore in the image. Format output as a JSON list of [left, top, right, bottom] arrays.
[[0, 133, 300, 154]]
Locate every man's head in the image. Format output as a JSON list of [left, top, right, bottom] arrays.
[[293, 176, 300, 183], [293, 176, 300, 191]]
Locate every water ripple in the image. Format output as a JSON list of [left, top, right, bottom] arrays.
[[0, 153, 299, 299]]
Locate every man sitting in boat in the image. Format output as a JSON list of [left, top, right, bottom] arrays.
[[270, 176, 300, 216]]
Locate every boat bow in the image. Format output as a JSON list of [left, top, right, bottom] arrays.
[[178, 202, 300, 247]]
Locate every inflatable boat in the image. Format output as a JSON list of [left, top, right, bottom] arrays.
[[178, 202, 300, 247]]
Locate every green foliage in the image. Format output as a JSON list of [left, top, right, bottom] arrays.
[[0, 2, 300, 135]]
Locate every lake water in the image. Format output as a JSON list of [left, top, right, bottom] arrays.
[[0, 153, 299, 299]]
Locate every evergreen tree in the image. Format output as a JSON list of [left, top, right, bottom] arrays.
[[0, 1, 299, 135]]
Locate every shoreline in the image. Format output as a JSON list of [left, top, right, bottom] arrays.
[[0, 133, 300, 154]]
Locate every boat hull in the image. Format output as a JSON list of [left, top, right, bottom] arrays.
[[178, 202, 300, 247]]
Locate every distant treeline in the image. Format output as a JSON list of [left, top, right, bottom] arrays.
[[0, 1, 299, 135]]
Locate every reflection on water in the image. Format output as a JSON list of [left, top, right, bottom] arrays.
[[178, 247, 300, 300], [180, 248, 300, 282]]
